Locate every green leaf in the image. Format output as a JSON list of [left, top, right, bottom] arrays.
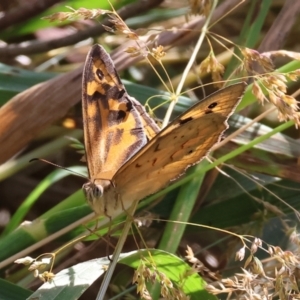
[[26, 257, 110, 300], [121, 249, 216, 300], [0, 0, 128, 38], [0, 278, 32, 300], [0, 63, 55, 105], [2, 167, 87, 235], [0, 195, 91, 262], [28, 250, 216, 300]]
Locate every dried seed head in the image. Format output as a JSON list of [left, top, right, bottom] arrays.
[[185, 245, 198, 264], [125, 46, 141, 57], [42, 7, 110, 22], [161, 273, 173, 289], [33, 269, 39, 278], [28, 258, 51, 272], [287, 69, 300, 81], [15, 256, 35, 265], [289, 229, 300, 246], [252, 257, 265, 276], [39, 271, 55, 283], [76, 7, 109, 19], [236, 246, 246, 261], [189, 0, 213, 16], [251, 238, 262, 254], [244, 254, 253, 269], [199, 53, 224, 86], [108, 14, 139, 40], [42, 12, 73, 22], [252, 81, 267, 104], [260, 53, 274, 72], [151, 46, 166, 61], [252, 72, 300, 127], [241, 47, 274, 73], [268, 245, 274, 256]]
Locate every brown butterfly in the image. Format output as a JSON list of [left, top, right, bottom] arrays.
[[82, 44, 245, 217]]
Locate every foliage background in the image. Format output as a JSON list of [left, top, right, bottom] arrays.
[[0, 0, 300, 299]]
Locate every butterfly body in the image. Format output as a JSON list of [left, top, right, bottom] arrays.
[[82, 44, 245, 217]]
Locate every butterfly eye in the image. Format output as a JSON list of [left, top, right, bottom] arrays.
[[93, 184, 103, 198], [82, 182, 103, 203]]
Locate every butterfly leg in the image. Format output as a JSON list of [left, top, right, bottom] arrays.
[[106, 216, 114, 262]]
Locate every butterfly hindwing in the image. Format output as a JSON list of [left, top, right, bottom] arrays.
[[112, 83, 246, 205]]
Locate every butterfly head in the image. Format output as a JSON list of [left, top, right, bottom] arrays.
[[82, 181, 104, 207], [82, 178, 117, 215]]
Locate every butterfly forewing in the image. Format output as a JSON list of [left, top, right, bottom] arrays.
[[82, 45, 162, 214], [130, 97, 160, 140], [112, 83, 246, 205], [82, 45, 157, 181]]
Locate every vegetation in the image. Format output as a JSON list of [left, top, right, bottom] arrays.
[[1, 0, 300, 299]]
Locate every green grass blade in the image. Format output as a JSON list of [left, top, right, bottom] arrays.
[[2, 167, 86, 236]]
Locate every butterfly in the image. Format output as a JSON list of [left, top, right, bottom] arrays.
[[82, 44, 246, 217]]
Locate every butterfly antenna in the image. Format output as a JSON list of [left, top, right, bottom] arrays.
[[30, 158, 88, 180]]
